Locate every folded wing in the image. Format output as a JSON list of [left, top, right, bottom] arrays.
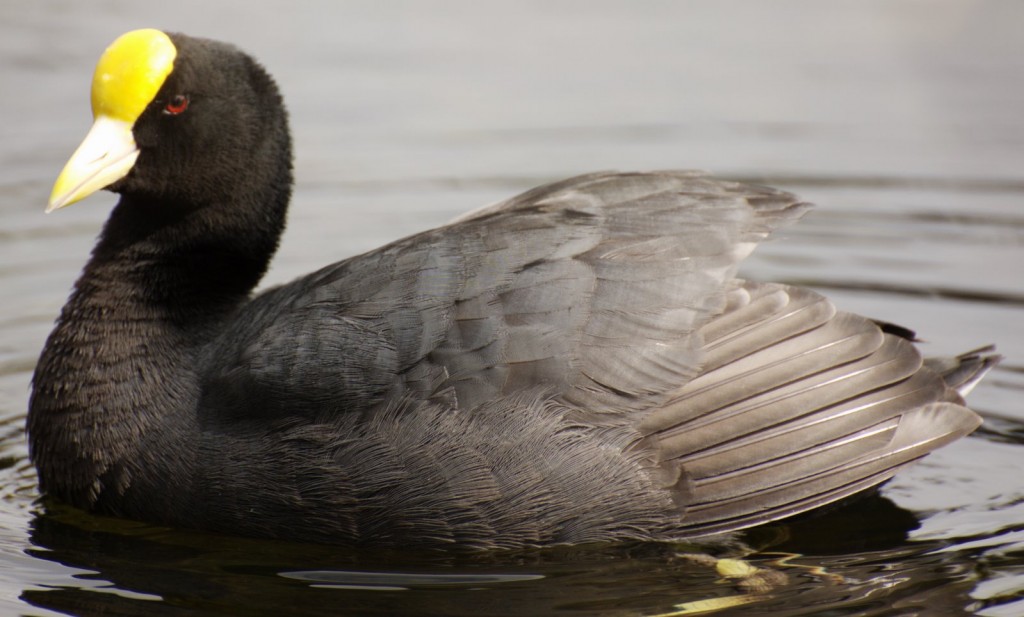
[[637, 281, 985, 534], [203, 172, 809, 420]]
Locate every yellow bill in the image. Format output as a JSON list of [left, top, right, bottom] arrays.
[[48, 29, 177, 212]]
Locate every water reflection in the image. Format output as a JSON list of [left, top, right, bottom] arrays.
[[20, 493, 986, 616]]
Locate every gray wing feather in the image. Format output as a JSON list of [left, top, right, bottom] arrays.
[[636, 281, 983, 534], [677, 402, 979, 534], [207, 171, 808, 419]]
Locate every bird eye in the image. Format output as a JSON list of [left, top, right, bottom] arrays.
[[163, 94, 190, 115]]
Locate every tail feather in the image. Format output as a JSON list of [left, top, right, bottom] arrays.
[[924, 346, 1002, 397]]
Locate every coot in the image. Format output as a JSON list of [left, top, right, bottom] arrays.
[[29, 29, 998, 549]]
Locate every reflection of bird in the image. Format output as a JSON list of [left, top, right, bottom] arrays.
[[28, 29, 999, 549]]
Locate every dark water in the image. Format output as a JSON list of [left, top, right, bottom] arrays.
[[1, 2, 1022, 615]]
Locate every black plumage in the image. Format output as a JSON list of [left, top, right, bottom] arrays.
[[28, 31, 998, 550]]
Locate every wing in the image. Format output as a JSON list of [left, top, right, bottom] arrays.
[[199, 171, 808, 420], [637, 280, 986, 535]]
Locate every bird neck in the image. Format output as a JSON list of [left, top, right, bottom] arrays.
[[28, 187, 289, 512]]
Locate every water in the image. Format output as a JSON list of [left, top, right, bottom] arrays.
[[1, 1, 1022, 615]]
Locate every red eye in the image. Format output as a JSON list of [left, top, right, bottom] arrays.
[[164, 94, 189, 115]]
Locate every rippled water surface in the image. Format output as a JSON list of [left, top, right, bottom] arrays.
[[2, 2, 1022, 615]]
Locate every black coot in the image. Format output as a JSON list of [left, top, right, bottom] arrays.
[[28, 29, 998, 549]]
